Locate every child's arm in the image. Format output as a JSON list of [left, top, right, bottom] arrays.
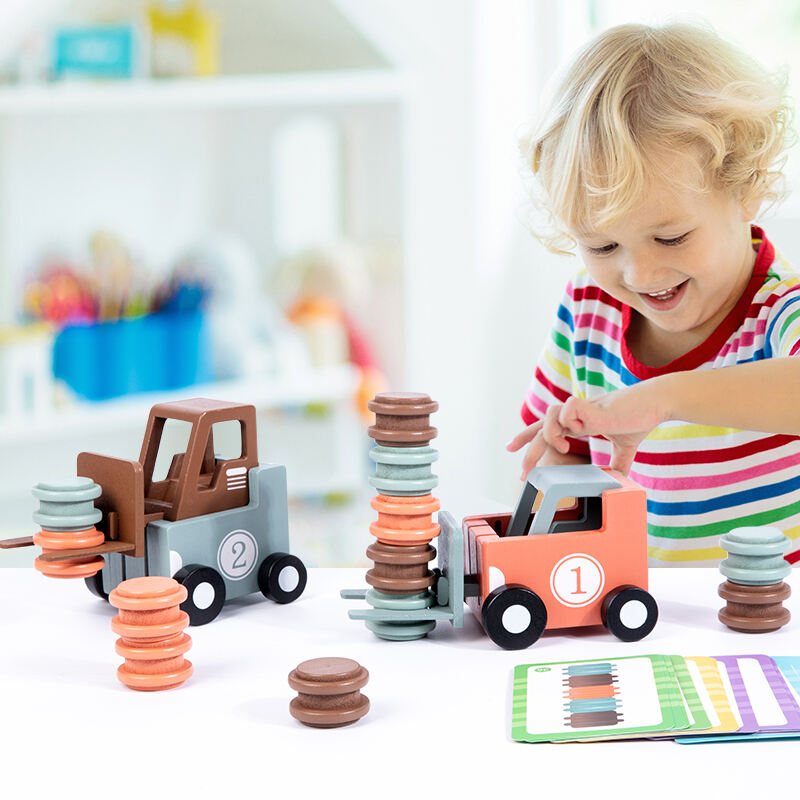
[[522, 357, 800, 475]]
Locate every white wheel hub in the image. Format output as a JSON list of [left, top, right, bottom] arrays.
[[278, 565, 300, 593], [193, 582, 216, 610], [619, 599, 648, 629], [502, 604, 531, 634]]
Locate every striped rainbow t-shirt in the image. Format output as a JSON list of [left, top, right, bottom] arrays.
[[522, 227, 800, 566]]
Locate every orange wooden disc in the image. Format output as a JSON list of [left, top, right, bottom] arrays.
[[33, 527, 105, 550], [109, 576, 188, 611], [111, 611, 190, 641], [34, 554, 105, 579], [117, 660, 193, 691]]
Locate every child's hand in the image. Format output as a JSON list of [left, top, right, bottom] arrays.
[[506, 406, 591, 480], [508, 384, 667, 477]]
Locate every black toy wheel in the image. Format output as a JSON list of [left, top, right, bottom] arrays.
[[258, 552, 307, 604], [481, 584, 547, 650], [85, 572, 109, 601], [173, 564, 227, 626], [601, 585, 658, 642]]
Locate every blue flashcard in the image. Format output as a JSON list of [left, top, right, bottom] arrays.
[[773, 657, 800, 698]]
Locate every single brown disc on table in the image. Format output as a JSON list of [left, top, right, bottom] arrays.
[[368, 392, 438, 447], [288, 657, 370, 728], [718, 580, 791, 632]]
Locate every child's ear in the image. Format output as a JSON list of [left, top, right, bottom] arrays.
[[739, 192, 763, 222]]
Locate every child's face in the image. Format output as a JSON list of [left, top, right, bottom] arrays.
[[571, 153, 758, 348]]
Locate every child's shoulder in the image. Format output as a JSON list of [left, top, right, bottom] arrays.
[[761, 247, 800, 289], [753, 239, 800, 315]]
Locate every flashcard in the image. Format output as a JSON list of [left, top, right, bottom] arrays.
[[773, 657, 800, 699], [713, 656, 753, 733], [512, 654, 800, 745], [648, 655, 712, 739], [676, 655, 800, 744], [715, 655, 800, 733], [680, 731, 800, 743], [681, 656, 739, 734], [669, 655, 711, 732], [512, 655, 688, 743]]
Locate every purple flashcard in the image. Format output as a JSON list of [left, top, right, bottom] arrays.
[[714, 655, 800, 734]]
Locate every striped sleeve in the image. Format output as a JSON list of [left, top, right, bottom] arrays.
[[766, 285, 800, 357], [521, 281, 590, 456]]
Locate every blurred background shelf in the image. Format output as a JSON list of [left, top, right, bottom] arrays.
[[0, 68, 407, 113], [0, 363, 359, 445]]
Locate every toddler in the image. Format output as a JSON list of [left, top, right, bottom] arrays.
[[506, 23, 800, 566]]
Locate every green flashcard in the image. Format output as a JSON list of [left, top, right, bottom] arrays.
[[512, 655, 689, 743], [669, 655, 712, 732]]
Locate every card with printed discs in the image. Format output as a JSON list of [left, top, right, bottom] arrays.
[[512, 655, 689, 743]]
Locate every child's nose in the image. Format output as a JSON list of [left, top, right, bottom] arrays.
[[622, 252, 662, 291]]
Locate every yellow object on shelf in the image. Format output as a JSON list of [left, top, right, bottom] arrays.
[[148, 1, 218, 77]]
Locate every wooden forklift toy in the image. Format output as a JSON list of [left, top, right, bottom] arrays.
[[1, 398, 307, 625], [344, 463, 658, 649]]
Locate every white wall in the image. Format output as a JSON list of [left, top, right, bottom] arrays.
[[339, 0, 574, 513]]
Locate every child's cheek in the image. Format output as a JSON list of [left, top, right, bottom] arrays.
[[585, 259, 622, 297]]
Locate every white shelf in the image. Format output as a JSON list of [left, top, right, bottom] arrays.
[[0, 363, 359, 447], [0, 69, 407, 114]]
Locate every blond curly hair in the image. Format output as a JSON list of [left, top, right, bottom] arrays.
[[524, 22, 795, 254]]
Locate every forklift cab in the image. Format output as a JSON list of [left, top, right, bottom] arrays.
[[504, 465, 622, 537], [140, 398, 259, 523]]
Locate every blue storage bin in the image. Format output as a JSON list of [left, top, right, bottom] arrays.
[[52, 311, 212, 401]]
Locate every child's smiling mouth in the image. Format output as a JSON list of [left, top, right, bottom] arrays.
[[637, 279, 689, 310]]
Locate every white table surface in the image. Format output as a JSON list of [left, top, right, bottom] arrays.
[[1, 567, 798, 797]]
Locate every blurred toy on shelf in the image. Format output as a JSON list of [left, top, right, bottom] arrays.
[[0, 1, 218, 85], [147, 0, 218, 77], [273, 242, 387, 421], [23, 262, 97, 326], [5, 29, 49, 84], [173, 235, 308, 382]]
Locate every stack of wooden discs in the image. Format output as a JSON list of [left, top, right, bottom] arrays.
[[718, 527, 792, 633], [31, 478, 104, 579], [109, 576, 193, 691], [288, 657, 370, 728], [362, 392, 440, 640]]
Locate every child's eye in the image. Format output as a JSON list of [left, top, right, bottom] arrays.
[[585, 242, 618, 255], [655, 232, 691, 247]]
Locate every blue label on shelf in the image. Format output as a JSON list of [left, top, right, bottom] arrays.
[[52, 26, 137, 79]]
